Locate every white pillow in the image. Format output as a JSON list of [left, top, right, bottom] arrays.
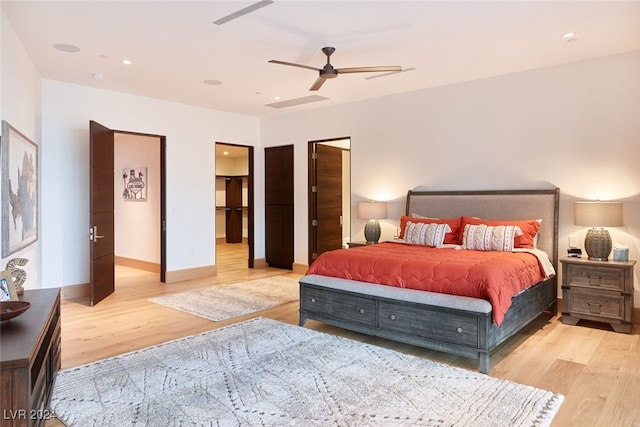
[[462, 224, 522, 252], [404, 222, 451, 247]]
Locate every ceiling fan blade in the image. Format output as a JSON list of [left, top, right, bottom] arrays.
[[268, 59, 321, 72], [336, 66, 402, 74], [309, 76, 328, 91]]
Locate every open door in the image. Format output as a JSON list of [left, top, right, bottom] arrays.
[[89, 121, 115, 305], [309, 142, 344, 265]]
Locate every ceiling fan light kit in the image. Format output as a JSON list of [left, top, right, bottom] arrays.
[[269, 47, 402, 91]]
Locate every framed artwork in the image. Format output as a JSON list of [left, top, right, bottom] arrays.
[[1, 121, 38, 257], [0, 271, 18, 302], [122, 167, 147, 201]]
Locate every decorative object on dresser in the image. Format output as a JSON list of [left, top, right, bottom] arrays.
[[4, 257, 28, 295], [0, 288, 61, 426], [357, 200, 387, 244], [300, 188, 560, 374], [0, 270, 19, 301], [561, 257, 635, 333], [574, 200, 623, 261], [50, 317, 564, 427]]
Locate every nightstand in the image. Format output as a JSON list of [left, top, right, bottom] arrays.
[[347, 241, 375, 248], [560, 257, 635, 333]]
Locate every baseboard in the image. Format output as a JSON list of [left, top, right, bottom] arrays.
[[164, 265, 217, 283], [115, 256, 160, 273], [61, 282, 90, 300], [253, 258, 268, 268]]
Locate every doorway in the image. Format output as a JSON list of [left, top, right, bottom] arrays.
[[308, 138, 351, 266], [215, 142, 254, 269], [89, 121, 166, 306], [114, 133, 163, 274]]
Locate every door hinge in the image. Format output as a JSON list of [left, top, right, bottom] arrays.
[[162, 221, 166, 232], [312, 252, 318, 259], [311, 185, 317, 193], [311, 152, 318, 160], [312, 219, 318, 226]]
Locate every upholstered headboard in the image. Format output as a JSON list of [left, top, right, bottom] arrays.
[[405, 189, 560, 268]]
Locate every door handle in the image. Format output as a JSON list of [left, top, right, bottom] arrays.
[[89, 226, 105, 243]]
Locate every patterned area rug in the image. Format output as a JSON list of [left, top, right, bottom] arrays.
[[148, 275, 299, 321], [50, 318, 564, 426]]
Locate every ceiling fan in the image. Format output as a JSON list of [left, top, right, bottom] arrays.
[[269, 47, 402, 91]]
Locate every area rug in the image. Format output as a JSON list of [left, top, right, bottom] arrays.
[[50, 317, 564, 426], [148, 275, 299, 321]]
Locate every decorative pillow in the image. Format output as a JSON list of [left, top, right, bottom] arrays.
[[459, 216, 541, 249], [404, 222, 452, 247], [401, 215, 462, 244], [462, 224, 523, 252]]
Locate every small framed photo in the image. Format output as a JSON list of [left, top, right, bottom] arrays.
[[0, 271, 18, 301]]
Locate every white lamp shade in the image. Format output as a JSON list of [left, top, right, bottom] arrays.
[[574, 201, 623, 227], [357, 201, 387, 220]]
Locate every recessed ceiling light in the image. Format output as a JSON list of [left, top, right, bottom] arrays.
[[122, 59, 132, 65], [562, 32, 576, 39], [93, 73, 104, 80], [54, 43, 80, 53], [273, 96, 281, 100], [204, 79, 222, 86]]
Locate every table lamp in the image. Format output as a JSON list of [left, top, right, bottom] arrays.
[[357, 201, 387, 244], [574, 201, 623, 261]]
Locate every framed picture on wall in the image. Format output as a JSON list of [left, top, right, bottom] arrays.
[[122, 167, 147, 201], [1, 121, 38, 257]]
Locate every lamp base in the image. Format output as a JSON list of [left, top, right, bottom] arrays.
[[364, 220, 381, 244], [584, 228, 612, 261]]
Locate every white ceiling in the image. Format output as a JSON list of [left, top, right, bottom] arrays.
[[3, 1, 640, 118]]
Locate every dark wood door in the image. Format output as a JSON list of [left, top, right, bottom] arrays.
[[310, 144, 343, 264], [265, 145, 294, 269], [89, 121, 115, 306], [225, 177, 243, 243]]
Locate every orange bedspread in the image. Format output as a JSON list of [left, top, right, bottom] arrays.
[[306, 242, 546, 326]]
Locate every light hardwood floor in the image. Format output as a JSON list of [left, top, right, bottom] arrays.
[[52, 242, 640, 426]]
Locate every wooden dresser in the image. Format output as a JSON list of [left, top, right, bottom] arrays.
[[1, 288, 61, 426], [561, 257, 635, 333]]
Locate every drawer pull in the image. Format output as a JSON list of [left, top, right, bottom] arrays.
[[587, 275, 602, 286], [390, 315, 396, 321], [311, 298, 316, 303], [359, 308, 365, 314], [587, 302, 602, 314], [456, 327, 463, 333]]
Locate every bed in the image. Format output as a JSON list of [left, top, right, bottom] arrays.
[[299, 188, 559, 374]]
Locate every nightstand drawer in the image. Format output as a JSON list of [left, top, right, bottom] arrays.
[[566, 289, 625, 320], [566, 264, 627, 291]]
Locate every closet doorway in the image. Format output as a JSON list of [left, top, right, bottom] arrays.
[[215, 142, 254, 269]]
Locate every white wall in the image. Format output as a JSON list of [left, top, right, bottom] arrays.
[[261, 50, 640, 300], [0, 11, 41, 288], [114, 133, 160, 264]]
